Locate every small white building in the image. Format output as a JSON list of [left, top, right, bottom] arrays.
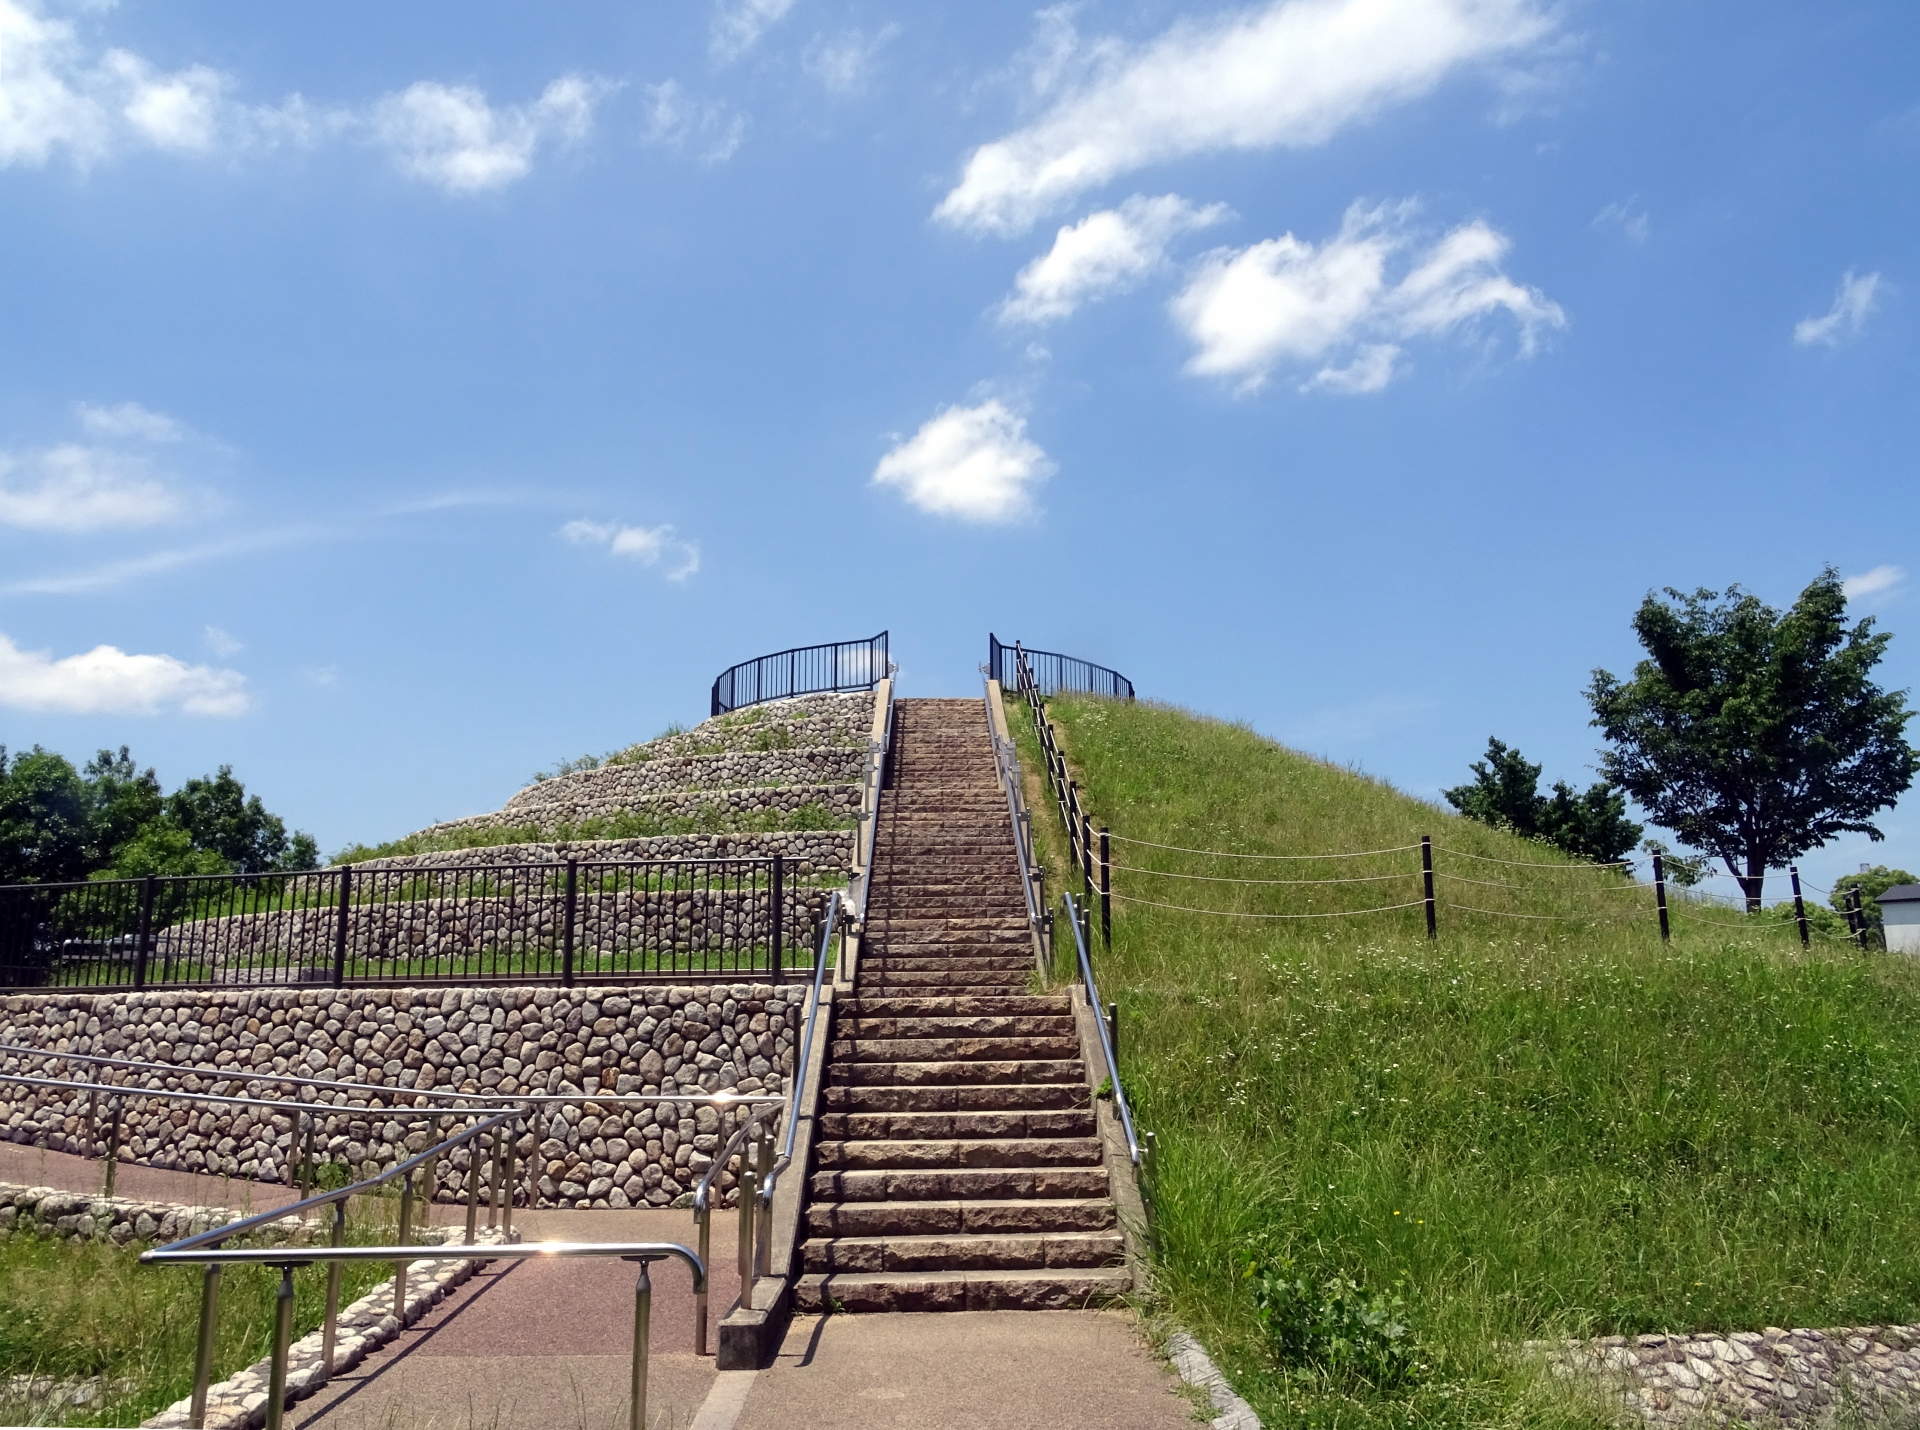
[[1878, 884, 1920, 954]]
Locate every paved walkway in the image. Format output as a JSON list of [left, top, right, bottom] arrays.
[[0, 1141, 302, 1212]]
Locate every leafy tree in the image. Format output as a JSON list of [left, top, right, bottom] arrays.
[[81, 747, 163, 865], [1830, 865, 1920, 942], [1588, 570, 1918, 910], [0, 747, 93, 884], [100, 818, 231, 879], [164, 766, 319, 874], [1443, 738, 1643, 864]]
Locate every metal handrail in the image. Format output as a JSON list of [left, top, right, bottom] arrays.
[[690, 1104, 780, 1354], [1064, 892, 1138, 1166], [710, 631, 890, 716], [751, 890, 839, 1281], [985, 680, 1050, 973], [989, 633, 1133, 701], [847, 693, 896, 928], [141, 1238, 704, 1430]]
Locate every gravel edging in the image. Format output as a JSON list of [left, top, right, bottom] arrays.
[[1167, 1329, 1263, 1429]]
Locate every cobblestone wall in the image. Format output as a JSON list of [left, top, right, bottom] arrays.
[[411, 782, 861, 842], [356, 830, 855, 876], [0, 984, 800, 1209]]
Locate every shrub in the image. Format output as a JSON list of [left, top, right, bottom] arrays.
[[1242, 1253, 1419, 1388]]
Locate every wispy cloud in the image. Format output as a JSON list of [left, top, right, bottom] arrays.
[[711, 0, 798, 63], [936, 0, 1553, 235], [204, 625, 242, 657], [803, 25, 898, 94], [1593, 196, 1649, 243], [2, 527, 329, 595], [999, 194, 1230, 325], [1843, 565, 1906, 604], [1795, 270, 1883, 348], [372, 76, 611, 194], [872, 400, 1054, 523], [76, 400, 188, 443], [0, 443, 196, 531], [559, 519, 701, 580], [641, 81, 748, 163], [0, 630, 248, 716], [1170, 200, 1564, 394]]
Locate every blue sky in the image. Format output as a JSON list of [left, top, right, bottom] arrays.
[[0, 0, 1914, 901]]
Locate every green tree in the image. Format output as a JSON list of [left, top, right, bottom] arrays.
[[1830, 865, 1920, 943], [80, 747, 163, 866], [1443, 738, 1643, 864], [0, 747, 93, 884], [1588, 570, 1919, 910], [164, 766, 318, 873]]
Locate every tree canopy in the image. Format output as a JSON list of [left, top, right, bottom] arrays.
[[1587, 569, 1918, 909], [0, 747, 316, 885], [1442, 738, 1644, 864]]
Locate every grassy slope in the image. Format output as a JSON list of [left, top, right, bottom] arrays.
[[1011, 695, 1920, 1430]]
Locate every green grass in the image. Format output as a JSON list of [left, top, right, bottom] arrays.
[[1011, 694, 1920, 1430], [0, 1199, 400, 1427]]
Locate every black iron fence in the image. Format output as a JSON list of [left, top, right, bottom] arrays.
[[0, 858, 824, 992], [711, 631, 889, 717], [988, 634, 1133, 701]]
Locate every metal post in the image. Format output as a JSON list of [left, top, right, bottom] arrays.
[[1106, 1002, 1119, 1063], [102, 1098, 122, 1199], [1790, 866, 1810, 948], [331, 866, 353, 988], [1099, 826, 1111, 949], [464, 1135, 483, 1244], [737, 1134, 758, 1287], [502, 1128, 517, 1239], [266, 1263, 298, 1430], [1652, 854, 1670, 942], [754, 1136, 775, 1282], [190, 1264, 222, 1428], [1421, 836, 1437, 939], [629, 1258, 653, 1430], [323, 1200, 345, 1374], [134, 874, 155, 990], [770, 855, 785, 985], [696, 1200, 711, 1357], [488, 1126, 505, 1230], [561, 859, 579, 986], [393, 1171, 414, 1319]]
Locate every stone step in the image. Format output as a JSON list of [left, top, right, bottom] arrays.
[[826, 1057, 1085, 1087], [836, 1015, 1073, 1039], [816, 1107, 1094, 1140], [840, 995, 1071, 1017], [805, 1197, 1117, 1238], [855, 973, 1032, 992], [801, 1230, 1125, 1274], [793, 1268, 1131, 1313], [831, 1036, 1081, 1063], [822, 1082, 1088, 1113], [857, 957, 1035, 975], [808, 1164, 1113, 1203], [813, 1136, 1103, 1171]]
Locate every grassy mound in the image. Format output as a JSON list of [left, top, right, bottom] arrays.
[[1012, 695, 1920, 1430]]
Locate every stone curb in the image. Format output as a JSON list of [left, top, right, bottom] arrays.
[[1167, 1330, 1263, 1429], [141, 1227, 514, 1430], [0, 1180, 302, 1246]]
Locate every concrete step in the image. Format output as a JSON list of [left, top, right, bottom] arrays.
[[801, 1230, 1125, 1274], [857, 957, 1035, 975], [839, 995, 1071, 1017], [816, 1108, 1095, 1140], [856, 973, 1032, 992], [822, 1082, 1088, 1113], [813, 1136, 1103, 1171], [826, 1056, 1083, 1087], [793, 1268, 1131, 1313], [830, 1036, 1081, 1063], [808, 1165, 1114, 1203], [805, 1197, 1117, 1238], [835, 1014, 1074, 1039]]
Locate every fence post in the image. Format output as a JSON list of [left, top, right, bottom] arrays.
[[133, 875, 155, 990], [1652, 854, 1670, 942], [1789, 866, 1810, 948], [1421, 836, 1436, 939], [1099, 826, 1111, 950], [561, 859, 579, 987], [770, 856, 785, 984], [1851, 887, 1869, 950], [331, 866, 353, 988]]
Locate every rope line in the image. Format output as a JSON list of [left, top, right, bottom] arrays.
[[1112, 864, 1416, 886], [1430, 846, 1634, 871], [1103, 834, 1422, 860], [1441, 901, 1627, 924], [1110, 893, 1428, 920]]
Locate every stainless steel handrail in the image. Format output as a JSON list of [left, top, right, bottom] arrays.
[[750, 890, 839, 1282], [985, 679, 1049, 973], [846, 693, 895, 929], [690, 1103, 780, 1353], [1063, 891, 1139, 1166], [141, 1239, 705, 1430]]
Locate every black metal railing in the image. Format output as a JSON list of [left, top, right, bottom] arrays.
[[711, 632, 890, 717], [988, 633, 1132, 701], [0, 858, 825, 992]]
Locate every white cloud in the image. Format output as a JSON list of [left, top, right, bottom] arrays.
[[559, 519, 701, 580], [1843, 565, 1906, 604], [1000, 193, 1230, 324], [1795, 270, 1882, 348], [0, 444, 191, 530], [204, 625, 241, 657], [373, 76, 607, 194], [872, 400, 1054, 523], [642, 81, 748, 163], [935, 0, 1552, 235], [1170, 201, 1564, 393], [712, 0, 798, 63], [1593, 196, 1649, 243], [0, 631, 248, 716], [803, 26, 899, 94], [77, 400, 186, 443]]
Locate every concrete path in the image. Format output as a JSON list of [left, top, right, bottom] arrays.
[[0, 1141, 302, 1212]]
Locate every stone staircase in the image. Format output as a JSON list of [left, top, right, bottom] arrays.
[[795, 697, 1129, 1312]]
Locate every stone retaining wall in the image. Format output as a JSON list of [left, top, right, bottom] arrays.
[[412, 781, 861, 841], [0, 984, 800, 1208], [356, 830, 855, 876], [503, 749, 864, 815], [0, 1180, 299, 1245], [1542, 1325, 1920, 1426]]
